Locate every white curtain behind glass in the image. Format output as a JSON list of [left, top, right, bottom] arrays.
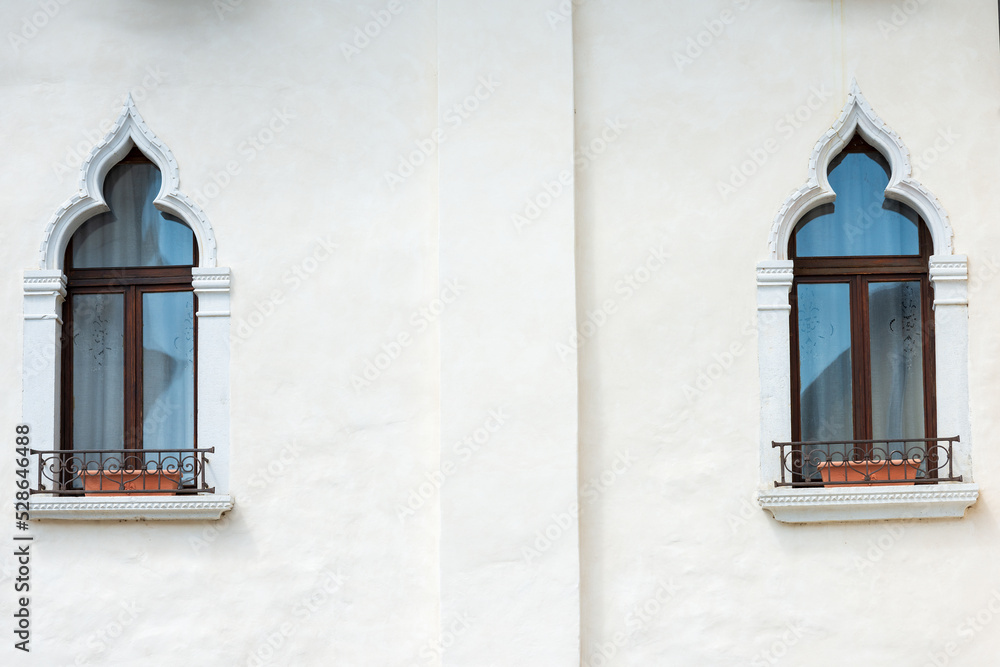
[[69, 160, 196, 478], [143, 292, 195, 474], [797, 283, 853, 478], [794, 151, 920, 257], [72, 294, 125, 466], [72, 163, 194, 268], [869, 281, 924, 455]]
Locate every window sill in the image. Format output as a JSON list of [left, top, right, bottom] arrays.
[[29, 494, 234, 521], [758, 483, 978, 523]]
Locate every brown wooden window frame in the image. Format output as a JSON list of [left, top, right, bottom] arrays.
[[59, 149, 199, 467], [788, 141, 937, 463]]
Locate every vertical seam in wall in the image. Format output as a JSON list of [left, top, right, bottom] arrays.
[[571, 2, 584, 665], [839, 0, 846, 96], [434, 2, 443, 665], [831, 0, 845, 98]]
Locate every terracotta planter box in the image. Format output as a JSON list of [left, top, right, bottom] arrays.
[[80, 469, 181, 496], [816, 459, 922, 487]]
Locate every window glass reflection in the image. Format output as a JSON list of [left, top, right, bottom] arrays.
[[72, 162, 194, 268], [794, 149, 919, 257]]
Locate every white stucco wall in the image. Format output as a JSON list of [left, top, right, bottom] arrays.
[[1, 0, 998, 665], [575, 1, 1000, 665], [3, 1, 441, 665]]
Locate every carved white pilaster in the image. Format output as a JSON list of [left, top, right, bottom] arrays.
[[193, 267, 232, 494], [756, 261, 794, 489], [929, 255, 972, 480], [22, 270, 67, 459], [929, 255, 969, 306]]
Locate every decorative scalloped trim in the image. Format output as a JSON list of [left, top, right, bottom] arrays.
[[38, 95, 218, 270], [30, 495, 234, 521], [928, 259, 969, 272], [23, 274, 67, 293], [768, 79, 954, 260], [760, 490, 978, 506], [23, 277, 66, 284], [758, 484, 978, 523], [192, 267, 232, 290]]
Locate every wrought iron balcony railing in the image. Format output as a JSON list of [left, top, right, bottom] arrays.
[[772, 437, 962, 488], [30, 448, 215, 496]]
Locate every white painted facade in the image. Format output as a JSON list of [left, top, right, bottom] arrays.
[[0, 1, 998, 665]]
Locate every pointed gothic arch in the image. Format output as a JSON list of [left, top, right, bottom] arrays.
[[38, 95, 218, 271], [767, 80, 953, 261]]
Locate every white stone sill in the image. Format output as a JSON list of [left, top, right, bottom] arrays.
[[758, 483, 979, 523], [30, 494, 234, 521]]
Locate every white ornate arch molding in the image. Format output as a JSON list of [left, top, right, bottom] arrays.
[[38, 95, 218, 271], [756, 80, 978, 523], [766, 80, 954, 261], [23, 97, 233, 521]]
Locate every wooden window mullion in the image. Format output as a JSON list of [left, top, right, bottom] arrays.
[[921, 273, 939, 477], [789, 286, 801, 444], [123, 285, 142, 463], [59, 294, 74, 491], [788, 285, 803, 482], [849, 275, 870, 456], [136, 285, 145, 456], [920, 225, 938, 454], [857, 276, 874, 448]]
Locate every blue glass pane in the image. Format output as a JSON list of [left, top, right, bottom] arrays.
[[142, 292, 195, 452], [868, 281, 924, 444], [797, 283, 853, 442], [72, 163, 194, 267], [793, 149, 920, 257]]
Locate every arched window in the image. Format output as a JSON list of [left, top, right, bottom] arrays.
[[789, 135, 935, 481], [62, 149, 197, 472], [23, 98, 232, 519], [755, 83, 978, 522]]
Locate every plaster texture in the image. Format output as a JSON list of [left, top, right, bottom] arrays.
[[0, 1, 998, 666]]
